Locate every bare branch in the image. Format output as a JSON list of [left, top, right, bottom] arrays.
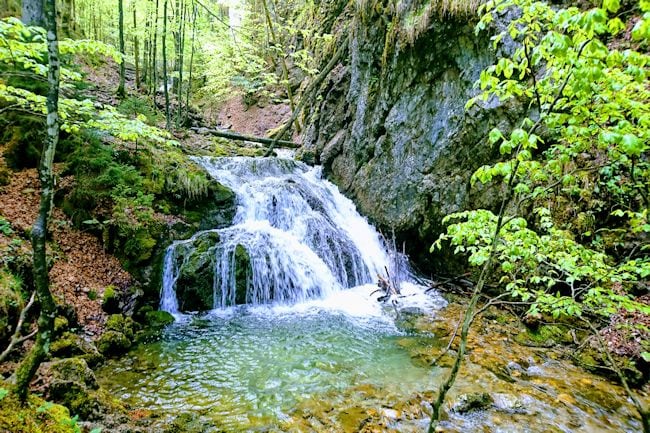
[[0, 291, 37, 363]]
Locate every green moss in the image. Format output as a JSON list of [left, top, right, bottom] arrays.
[[97, 331, 131, 357], [49, 333, 103, 366], [0, 382, 78, 433], [44, 358, 124, 420], [515, 324, 573, 348], [53, 317, 69, 337], [101, 285, 119, 313], [144, 310, 175, 328], [105, 314, 136, 339]]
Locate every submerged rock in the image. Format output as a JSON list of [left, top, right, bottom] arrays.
[[452, 393, 494, 414]]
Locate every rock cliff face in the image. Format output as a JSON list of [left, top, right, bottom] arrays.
[[300, 2, 520, 272]]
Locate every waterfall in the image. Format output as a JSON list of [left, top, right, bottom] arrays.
[[160, 156, 407, 313]]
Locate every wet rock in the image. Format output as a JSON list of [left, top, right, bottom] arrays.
[[300, 4, 524, 274], [135, 310, 175, 343], [452, 393, 494, 414], [492, 393, 528, 414], [175, 231, 220, 311], [234, 244, 252, 305], [337, 406, 370, 433]]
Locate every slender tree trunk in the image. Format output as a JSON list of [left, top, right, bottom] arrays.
[[22, 0, 45, 26], [133, 2, 140, 89], [176, 0, 186, 127], [162, 0, 171, 129], [117, 0, 126, 98], [184, 1, 197, 124], [260, 0, 300, 133], [12, 0, 60, 402], [152, 0, 159, 105]]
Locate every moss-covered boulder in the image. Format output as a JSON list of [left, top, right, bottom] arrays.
[[42, 358, 124, 421], [97, 314, 136, 356], [49, 332, 103, 367], [175, 231, 220, 312], [105, 314, 136, 338], [97, 331, 131, 357], [145, 310, 175, 328], [134, 310, 176, 343], [575, 344, 647, 387]]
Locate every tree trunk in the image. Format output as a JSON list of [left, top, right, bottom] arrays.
[[162, 0, 171, 129], [117, 0, 126, 98], [260, 0, 299, 133], [176, 0, 186, 127], [12, 0, 60, 402], [152, 0, 159, 104], [22, 0, 44, 27], [184, 1, 197, 124], [133, 2, 140, 89]]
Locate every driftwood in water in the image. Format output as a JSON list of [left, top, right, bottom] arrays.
[[191, 127, 301, 148]]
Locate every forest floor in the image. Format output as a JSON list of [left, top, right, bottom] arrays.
[[0, 165, 132, 337]]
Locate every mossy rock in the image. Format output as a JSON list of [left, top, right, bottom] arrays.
[[43, 358, 124, 421], [515, 324, 573, 348], [175, 231, 221, 312], [234, 244, 251, 305], [45, 357, 98, 390], [49, 332, 103, 367], [101, 285, 120, 314], [575, 345, 647, 387], [144, 310, 175, 328], [53, 316, 69, 337], [105, 314, 136, 340], [0, 385, 78, 433], [97, 330, 131, 357]]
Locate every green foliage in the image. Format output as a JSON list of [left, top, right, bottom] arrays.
[[0, 17, 172, 143], [116, 96, 161, 125], [437, 0, 650, 328], [0, 217, 14, 236]]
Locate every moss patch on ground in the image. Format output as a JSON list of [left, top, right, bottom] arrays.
[[0, 385, 80, 433]]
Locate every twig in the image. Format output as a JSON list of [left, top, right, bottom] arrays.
[[430, 311, 463, 366], [0, 292, 37, 363]]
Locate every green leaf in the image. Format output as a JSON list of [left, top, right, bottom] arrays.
[[603, 0, 620, 13], [620, 134, 644, 157], [0, 388, 8, 401]]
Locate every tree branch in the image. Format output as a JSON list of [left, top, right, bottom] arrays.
[[0, 291, 36, 364]]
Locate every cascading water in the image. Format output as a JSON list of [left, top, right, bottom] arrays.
[[160, 156, 406, 313]]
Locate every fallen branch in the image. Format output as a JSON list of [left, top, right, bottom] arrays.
[[0, 292, 37, 363], [191, 127, 300, 148], [264, 36, 350, 157], [429, 312, 463, 367]]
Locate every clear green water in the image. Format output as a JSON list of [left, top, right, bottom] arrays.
[[96, 307, 439, 430]]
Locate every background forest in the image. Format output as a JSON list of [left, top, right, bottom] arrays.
[[0, 0, 649, 432]]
